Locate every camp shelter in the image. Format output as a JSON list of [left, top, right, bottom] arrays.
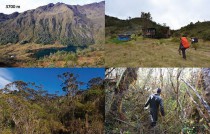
[[142, 28, 156, 38], [142, 27, 171, 38]]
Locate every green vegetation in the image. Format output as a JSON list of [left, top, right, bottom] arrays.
[[105, 68, 210, 133], [0, 73, 104, 133], [105, 13, 210, 67], [0, 30, 19, 45], [173, 21, 210, 41], [0, 2, 104, 46], [105, 15, 169, 39]]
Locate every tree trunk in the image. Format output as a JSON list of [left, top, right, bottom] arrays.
[[110, 68, 138, 120], [181, 78, 210, 117], [201, 68, 210, 105], [85, 113, 89, 132]]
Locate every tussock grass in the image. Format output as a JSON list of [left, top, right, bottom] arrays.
[[0, 43, 104, 67], [105, 37, 210, 67]]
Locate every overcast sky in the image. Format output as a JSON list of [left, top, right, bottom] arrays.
[[0, 0, 103, 14], [106, 0, 210, 30]]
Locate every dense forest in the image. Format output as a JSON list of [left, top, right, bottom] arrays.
[[0, 73, 104, 133], [105, 68, 210, 133]]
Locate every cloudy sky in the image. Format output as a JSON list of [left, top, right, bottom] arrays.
[[106, 0, 210, 30], [0, 0, 103, 14], [0, 68, 14, 89]]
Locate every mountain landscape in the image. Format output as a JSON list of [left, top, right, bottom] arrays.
[[0, 1, 105, 67], [0, 1, 104, 46]]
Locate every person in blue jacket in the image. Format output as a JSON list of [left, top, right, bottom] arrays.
[[144, 88, 165, 127]]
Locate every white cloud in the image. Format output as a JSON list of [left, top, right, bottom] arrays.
[[0, 0, 103, 14], [0, 69, 13, 89], [106, 0, 210, 30]]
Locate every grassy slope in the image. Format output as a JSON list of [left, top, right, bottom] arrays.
[[105, 37, 210, 67]]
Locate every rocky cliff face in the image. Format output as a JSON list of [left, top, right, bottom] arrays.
[[0, 1, 104, 46]]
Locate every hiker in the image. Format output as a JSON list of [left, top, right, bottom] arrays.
[[144, 88, 165, 127], [191, 37, 198, 44], [191, 37, 198, 50], [178, 35, 190, 60]]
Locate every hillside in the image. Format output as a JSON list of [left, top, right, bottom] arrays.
[[105, 15, 169, 38], [173, 21, 210, 41], [0, 1, 105, 46]]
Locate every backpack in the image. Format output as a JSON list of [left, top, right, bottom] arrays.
[[181, 37, 190, 48]]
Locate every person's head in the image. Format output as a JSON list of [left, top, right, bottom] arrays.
[[157, 88, 161, 94]]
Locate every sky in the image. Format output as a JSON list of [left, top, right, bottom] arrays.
[[0, 0, 103, 14], [106, 0, 210, 30], [0, 68, 104, 95]]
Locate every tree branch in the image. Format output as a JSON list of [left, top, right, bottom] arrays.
[[181, 78, 210, 116]]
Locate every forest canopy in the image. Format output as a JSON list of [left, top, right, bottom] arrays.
[[0, 72, 104, 134]]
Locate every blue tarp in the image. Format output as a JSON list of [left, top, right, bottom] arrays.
[[118, 34, 131, 41]]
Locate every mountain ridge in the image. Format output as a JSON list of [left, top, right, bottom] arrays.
[[0, 1, 105, 46]]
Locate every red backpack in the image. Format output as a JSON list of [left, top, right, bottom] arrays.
[[181, 37, 190, 48]]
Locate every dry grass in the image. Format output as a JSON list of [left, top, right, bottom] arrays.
[[0, 43, 104, 67], [105, 37, 210, 67]]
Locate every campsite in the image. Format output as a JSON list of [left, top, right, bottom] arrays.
[[105, 13, 210, 67]]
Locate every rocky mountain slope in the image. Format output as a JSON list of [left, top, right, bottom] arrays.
[[0, 1, 104, 46]]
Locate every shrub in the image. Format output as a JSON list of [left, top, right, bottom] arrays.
[[35, 31, 54, 45], [0, 30, 19, 45], [202, 31, 210, 41]]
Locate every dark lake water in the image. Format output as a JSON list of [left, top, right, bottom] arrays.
[[32, 46, 87, 59]]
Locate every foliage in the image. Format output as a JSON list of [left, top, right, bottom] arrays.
[[140, 12, 152, 20], [173, 21, 210, 41], [105, 68, 210, 133], [35, 31, 54, 45], [0, 73, 104, 133]]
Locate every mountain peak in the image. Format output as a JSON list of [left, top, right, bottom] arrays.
[[0, 2, 104, 46]]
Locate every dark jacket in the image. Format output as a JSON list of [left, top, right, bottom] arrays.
[[145, 94, 165, 122]]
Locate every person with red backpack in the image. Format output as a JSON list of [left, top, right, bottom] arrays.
[[178, 35, 190, 60]]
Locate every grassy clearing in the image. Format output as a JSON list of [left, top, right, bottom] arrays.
[[105, 37, 210, 67], [0, 43, 104, 67]]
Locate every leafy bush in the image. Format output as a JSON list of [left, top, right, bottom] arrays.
[[84, 89, 103, 101]]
